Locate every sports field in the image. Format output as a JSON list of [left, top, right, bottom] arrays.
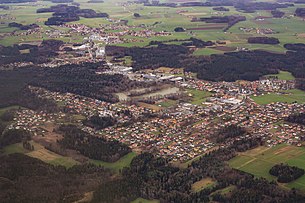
[[229, 144, 305, 191], [187, 89, 212, 106], [251, 89, 305, 105]]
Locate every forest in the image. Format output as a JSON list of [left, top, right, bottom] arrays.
[[0, 129, 32, 148], [295, 8, 305, 17], [286, 113, 305, 126], [211, 124, 246, 143], [58, 125, 131, 162], [0, 153, 112, 203], [83, 115, 117, 130], [271, 9, 285, 18], [8, 22, 39, 30], [0, 39, 62, 65], [92, 137, 304, 203], [196, 15, 246, 31], [248, 37, 280, 45], [269, 164, 305, 183], [30, 62, 153, 102], [107, 42, 305, 84]]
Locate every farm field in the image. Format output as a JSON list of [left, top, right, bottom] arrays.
[[229, 144, 305, 191], [251, 89, 305, 105], [3, 141, 79, 168], [0, 0, 304, 54], [90, 151, 137, 173]]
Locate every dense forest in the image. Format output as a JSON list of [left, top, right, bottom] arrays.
[[58, 125, 131, 162], [106, 44, 191, 71], [286, 113, 305, 125], [248, 37, 280, 45], [83, 115, 117, 130], [0, 129, 32, 148], [271, 9, 285, 18], [0, 153, 112, 203], [30, 62, 153, 102], [295, 8, 305, 17], [270, 163, 305, 183], [107, 42, 305, 84], [213, 7, 230, 11], [8, 22, 39, 30], [0, 39, 62, 65], [211, 124, 246, 143], [0, 61, 154, 108], [196, 15, 246, 31]]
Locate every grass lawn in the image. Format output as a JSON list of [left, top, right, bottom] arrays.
[[266, 71, 295, 80], [229, 144, 305, 191], [191, 177, 216, 192], [90, 151, 137, 173], [187, 89, 212, 106], [251, 89, 305, 105], [131, 198, 159, 203], [157, 99, 177, 108]]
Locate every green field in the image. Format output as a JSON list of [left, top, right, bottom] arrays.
[[187, 89, 212, 105], [0, 0, 304, 53], [90, 151, 137, 173], [229, 144, 305, 191], [131, 198, 159, 203], [251, 89, 305, 105], [158, 99, 177, 108], [266, 71, 295, 80], [191, 177, 216, 192], [2, 141, 79, 168]]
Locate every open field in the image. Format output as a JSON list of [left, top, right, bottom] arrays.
[[187, 89, 212, 105], [251, 89, 305, 105], [229, 144, 305, 191], [266, 71, 295, 80], [131, 198, 160, 203], [191, 177, 216, 192], [90, 151, 137, 173], [0, 0, 304, 54], [3, 141, 79, 168], [157, 99, 177, 108]]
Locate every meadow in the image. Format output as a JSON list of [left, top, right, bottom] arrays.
[[191, 177, 216, 192], [229, 144, 305, 191], [90, 151, 137, 173], [3, 141, 79, 168], [266, 71, 295, 80], [251, 89, 305, 105], [0, 0, 304, 55]]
